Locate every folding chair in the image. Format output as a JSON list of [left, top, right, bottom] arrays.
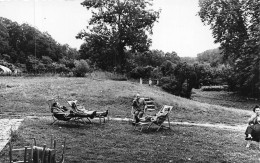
[[134, 105, 173, 132], [9, 137, 66, 163]]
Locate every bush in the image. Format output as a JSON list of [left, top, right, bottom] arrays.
[[73, 60, 91, 77], [160, 77, 178, 94], [129, 66, 154, 79]]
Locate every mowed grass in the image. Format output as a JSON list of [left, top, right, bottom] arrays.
[[0, 76, 258, 162], [192, 89, 260, 111]]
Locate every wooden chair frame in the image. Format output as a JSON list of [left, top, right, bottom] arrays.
[[9, 136, 66, 163], [134, 105, 173, 132]]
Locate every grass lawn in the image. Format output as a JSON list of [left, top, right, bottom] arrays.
[[0, 76, 258, 162], [191, 89, 260, 111]]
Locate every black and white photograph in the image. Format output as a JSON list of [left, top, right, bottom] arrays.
[[0, 0, 260, 162]]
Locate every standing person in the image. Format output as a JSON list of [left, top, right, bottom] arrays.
[[132, 93, 147, 123], [245, 105, 260, 148]]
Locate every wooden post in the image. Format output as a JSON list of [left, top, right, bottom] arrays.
[[41, 144, 46, 162], [29, 143, 34, 163], [51, 135, 53, 148], [140, 78, 142, 85], [9, 141, 12, 163], [24, 146, 28, 163], [36, 148, 39, 163]]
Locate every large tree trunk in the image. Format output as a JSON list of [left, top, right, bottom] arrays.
[[116, 42, 125, 73]]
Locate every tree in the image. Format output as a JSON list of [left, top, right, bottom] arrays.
[[197, 48, 223, 67], [198, 0, 260, 97], [198, 0, 248, 62], [0, 18, 10, 56], [77, 0, 160, 71]]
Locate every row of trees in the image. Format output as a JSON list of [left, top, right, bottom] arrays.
[[198, 0, 260, 97], [0, 17, 85, 75]]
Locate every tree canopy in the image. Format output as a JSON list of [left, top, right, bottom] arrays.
[[0, 17, 80, 73], [77, 0, 160, 71], [198, 0, 260, 97]]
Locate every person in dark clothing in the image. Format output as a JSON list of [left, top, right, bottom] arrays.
[[51, 102, 71, 114], [245, 105, 260, 148], [131, 94, 147, 123]]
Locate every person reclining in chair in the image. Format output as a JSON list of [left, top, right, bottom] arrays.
[[70, 101, 108, 119], [132, 94, 147, 123]]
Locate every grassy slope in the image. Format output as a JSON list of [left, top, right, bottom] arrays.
[[0, 76, 252, 124], [0, 76, 257, 162], [192, 89, 260, 111]]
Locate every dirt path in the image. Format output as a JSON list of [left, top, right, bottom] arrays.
[[0, 117, 247, 153], [110, 117, 247, 131]]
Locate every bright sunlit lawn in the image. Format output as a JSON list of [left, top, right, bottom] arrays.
[[0, 74, 258, 162]]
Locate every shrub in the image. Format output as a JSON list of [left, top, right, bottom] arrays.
[[73, 60, 91, 77], [129, 66, 154, 79], [160, 77, 178, 94]]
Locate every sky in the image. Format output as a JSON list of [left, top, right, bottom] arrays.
[[0, 0, 219, 57]]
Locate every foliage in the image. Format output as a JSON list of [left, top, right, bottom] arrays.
[[129, 65, 154, 79], [0, 59, 16, 71], [0, 17, 80, 73], [160, 76, 178, 94], [73, 59, 91, 77], [77, 0, 160, 71], [131, 50, 165, 67], [197, 48, 223, 67], [180, 57, 197, 65], [198, 0, 260, 97], [159, 62, 197, 98], [160, 60, 175, 76]]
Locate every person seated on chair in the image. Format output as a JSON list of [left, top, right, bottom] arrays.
[[245, 105, 260, 145], [132, 93, 147, 123], [71, 102, 97, 119]]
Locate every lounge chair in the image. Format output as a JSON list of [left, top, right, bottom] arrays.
[[48, 99, 93, 125], [134, 105, 173, 132], [67, 100, 109, 124], [9, 137, 66, 163]]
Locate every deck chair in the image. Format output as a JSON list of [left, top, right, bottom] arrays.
[[134, 105, 173, 132], [48, 99, 91, 125], [48, 99, 71, 125], [67, 100, 109, 124], [9, 137, 66, 163]]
